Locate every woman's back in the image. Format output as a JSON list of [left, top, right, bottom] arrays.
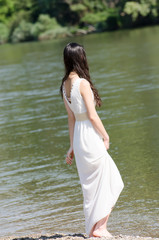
[[63, 77, 93, 115]]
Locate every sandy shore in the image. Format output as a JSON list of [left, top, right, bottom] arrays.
[[0, 233, 159, 240]]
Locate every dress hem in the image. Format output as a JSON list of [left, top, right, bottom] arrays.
[[86, 207, 112, 236]]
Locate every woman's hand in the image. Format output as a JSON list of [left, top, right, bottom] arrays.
[[103, 138, 109, 150], [65, 146, 74, 165]]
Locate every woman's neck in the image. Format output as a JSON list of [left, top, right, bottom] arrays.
[[68, 71, 79, 80]]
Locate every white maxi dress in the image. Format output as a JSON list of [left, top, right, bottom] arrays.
[[63, 77, 124, 236]]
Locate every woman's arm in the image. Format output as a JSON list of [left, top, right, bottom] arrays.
[[80, 79, 110, 149], [63, 97, 75, 164]]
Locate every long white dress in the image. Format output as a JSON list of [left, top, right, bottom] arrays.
[[63, 77, 124, 236]]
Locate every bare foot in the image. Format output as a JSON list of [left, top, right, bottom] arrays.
[[89, 223, 97, 237], [93, 229, 112, 238]]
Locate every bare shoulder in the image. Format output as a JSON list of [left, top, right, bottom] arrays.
[[81, 78, 90, 86], [80, 78, 91, 95], [80, 78, 90, 90]]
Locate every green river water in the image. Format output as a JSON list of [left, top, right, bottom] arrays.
[[0, 26, 159, 238]]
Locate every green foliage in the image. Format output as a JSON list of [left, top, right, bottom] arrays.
[[31, 14, 66, 39], [124, 2, 142, 21], [81, 11, 108, 24], [82, 0, 107, 11], [37, 14, 59, 27], [38, 27, 70, 41], [11, 20, 33, 43], [0, 0, 15, 23], [0, 0, 159, 44], [31, 22, 44, 38], [31, 14, 59, 37], [69, 26, 80, 34], [9, 14, 69, 42], [0, 0, 33, 23], [0, 22, 9, 43], [81, 7, 119, 31], [70, 3, 87, 12], [8, 10, 31, 42], [14, 0, 33, 10], [123, 0, 158, 21]]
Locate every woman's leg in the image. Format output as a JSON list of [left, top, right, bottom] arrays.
[[89, 212, 112, 237]]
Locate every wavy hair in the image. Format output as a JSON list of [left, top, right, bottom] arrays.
[[60, 42, 102, 107]]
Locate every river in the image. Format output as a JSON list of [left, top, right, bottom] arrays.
[[0, 25, 159, 238]]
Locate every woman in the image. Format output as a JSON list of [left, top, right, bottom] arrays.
[[60, 42, 124, 237]]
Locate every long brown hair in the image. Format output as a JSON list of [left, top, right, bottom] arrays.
[[60, 42, 102, 107]]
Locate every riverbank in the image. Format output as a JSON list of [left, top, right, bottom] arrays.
[[1, 233, 159, 240], [1, 1, 159, 44]]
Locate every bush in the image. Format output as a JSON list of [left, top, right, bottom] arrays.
[[81, 11, 108, 25], [0, 23, 9, 43], [8, 10, 31, 41], [10, 14, 65, 42], [123, 0, 158, 22], [37, 14, 58, 28], [38, 27, 71, 41], [31, 22, 44, 39], [31, 14, 63, 39], [70, 3, 87, 12], [11, 20, 34, 43]]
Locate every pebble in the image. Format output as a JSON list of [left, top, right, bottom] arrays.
[[0, 233, 158, 240]]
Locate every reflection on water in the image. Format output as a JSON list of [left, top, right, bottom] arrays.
[[0, 26, 159, 238]]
